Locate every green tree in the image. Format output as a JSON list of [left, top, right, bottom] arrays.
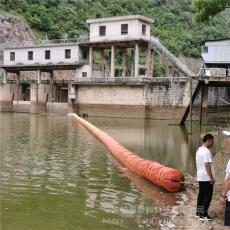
[[192, 0, 230, 22], [0, 0, 229, 64]]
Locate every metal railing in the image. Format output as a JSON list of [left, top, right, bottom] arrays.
[[0, 76, 190, 85], [199, 68, 229, 77], [150, 36, 195, 77], [0, 34, 89, 49], [75, 77, 148, 84], [74, 76, 188, 84]]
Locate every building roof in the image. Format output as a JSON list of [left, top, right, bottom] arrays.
[[3, 42, 79, 50], [87, 15, 154, 24], [201, 38, 230, 45]]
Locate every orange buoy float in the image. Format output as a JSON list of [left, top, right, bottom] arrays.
[[69, 113, 184, 192]]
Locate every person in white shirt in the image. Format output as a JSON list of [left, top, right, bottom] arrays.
[[219, 131, 230, 226], [195, 133, 215, 221]]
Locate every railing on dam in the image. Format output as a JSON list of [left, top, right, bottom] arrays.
[[0, 77, 189, 85], [74, 77, 189, 84], [75, 77, 150, 84], [3, 76, 229, 86], [199, 68, 230, 77], [1, 79, 73, 85], [0, 34, 89, 49]]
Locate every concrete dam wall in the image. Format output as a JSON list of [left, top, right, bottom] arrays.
[[0, 79, 229, 120]]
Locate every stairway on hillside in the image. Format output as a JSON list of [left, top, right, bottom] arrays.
[[150, 36, 196, 77]]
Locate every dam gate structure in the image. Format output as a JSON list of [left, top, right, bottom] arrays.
[[0, 15, 229, 122]]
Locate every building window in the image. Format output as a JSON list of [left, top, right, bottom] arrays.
[[142, 24, 146, 35], [82, 49, 88, 60], [99, 26, 106, 36], [45, 50, 50, 59], [202, 46, 208, 53], [65, 49, 71, 59], [10, 52, 15, 61], [82, 72, 87, 78], [28, 51, 33, 60], [121, 24, 128, 35]]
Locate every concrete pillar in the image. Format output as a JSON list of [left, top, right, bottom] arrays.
[[30, 83, 48, 114], [89, 46, 93, 77], [50, 71, 54, 102], [0, 84, 14, 111], [201, 84, 209, 108], [122, 49, 126, 77], [37, 69, 41, 84], [68, 83, 77, 113], [146, 44, 152, 77], [75, 67, 79, 80], [149, 49, 154, 77], [100, 49, 105, 78], [130, 50, 134, 77], [15, 72, 20, 101], [134, 43, 139, 78], [16, 72, 20, 84], [199, 83, 209, 125], [111, 45, 115, 78], [3, 70, 7, 84]]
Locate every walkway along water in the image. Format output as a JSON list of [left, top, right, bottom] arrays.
[[69, 113, 184, 192]]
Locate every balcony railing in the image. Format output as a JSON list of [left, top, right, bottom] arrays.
[[0, 34, 90, 49]]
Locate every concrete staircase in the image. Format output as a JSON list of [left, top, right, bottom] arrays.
[[150, 36, 195, 77], [150, 36, 200, 124]]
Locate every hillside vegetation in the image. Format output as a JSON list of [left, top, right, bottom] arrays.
[[0, 0, 229, 58]]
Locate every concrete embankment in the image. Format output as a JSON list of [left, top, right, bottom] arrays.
[[1, 79, 229, 122]]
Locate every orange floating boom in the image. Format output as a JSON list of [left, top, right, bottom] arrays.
[[69, 113, 184, 192]]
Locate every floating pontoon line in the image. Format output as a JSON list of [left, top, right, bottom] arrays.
[[69, 113, 184, 192]]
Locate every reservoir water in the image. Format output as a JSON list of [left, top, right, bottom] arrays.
[[0, 112, 229, 229]]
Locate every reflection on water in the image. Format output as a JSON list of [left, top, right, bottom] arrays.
[[87, 117, 201, 175], [0, 113, 228, 230]]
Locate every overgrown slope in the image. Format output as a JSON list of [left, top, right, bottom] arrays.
[[0, 0, 229, 58]]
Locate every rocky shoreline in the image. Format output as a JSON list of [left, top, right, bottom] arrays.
[[171, 149, 230, 230]]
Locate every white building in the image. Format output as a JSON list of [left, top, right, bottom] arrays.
[[3, 43, 87, 67], [2, 15, 154, 79], [87, 15, 154, 42], [202, 39, 230, 66], [201, 39, 230, 76]]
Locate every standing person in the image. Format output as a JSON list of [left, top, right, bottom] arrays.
[[219, 130, 230, 226], [195, 133, 215, 221], [219, 159, 230, 226]]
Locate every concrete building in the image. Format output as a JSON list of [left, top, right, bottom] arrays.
[[3, 43, 88, 74], [3, 15, 220, 122], [201, 38, 230, 76], [3, 15, 155, 80], [87, 15, 153, 42]]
